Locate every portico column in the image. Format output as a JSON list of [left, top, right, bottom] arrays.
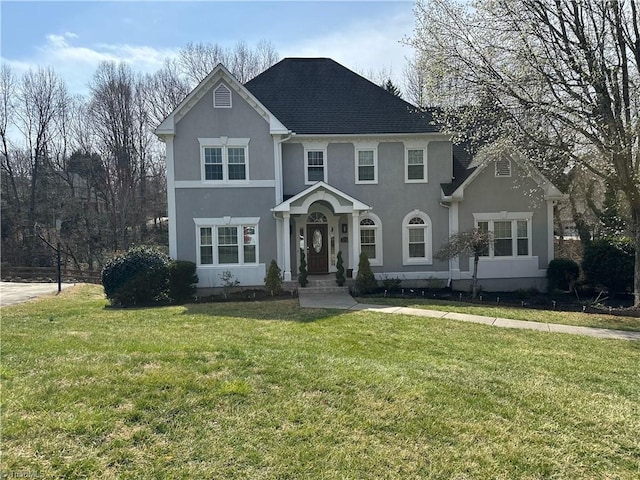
[[351, 211, 360, 277], [283, 212, 292, 281]]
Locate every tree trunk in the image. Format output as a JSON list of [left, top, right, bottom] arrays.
[[472, 253, 480, 299], [632, 204, 640, 308]]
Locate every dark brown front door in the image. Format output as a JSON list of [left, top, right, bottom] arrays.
[[306, 224, 328, 274]]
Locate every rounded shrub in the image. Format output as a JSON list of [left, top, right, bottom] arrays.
[[546, 258, 580, 292], [102, 246, 170, 306], [582, 239, 634, 295], [168, 260, 198, 304]]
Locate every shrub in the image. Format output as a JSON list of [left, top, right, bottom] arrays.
[[582, 239, 634, 295], [298, 249, 308, 287], [382, 277, 402, 292], [168, 260, 198, 304], [335, 251, 346, 286], [546, 258, 580, 292], [102, 246, 170, 306], [264, 259, 283, 295], [355, 252, 377, 294]]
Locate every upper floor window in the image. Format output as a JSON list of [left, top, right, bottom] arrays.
[[213, 84, 232, 108], [199, 138, 249, 182], [405, 146, 427, 183], [355, 143, 378, 184], [402, 210, 432, 265], [303, 143, 328, 185], [474, 212, 532, 258]]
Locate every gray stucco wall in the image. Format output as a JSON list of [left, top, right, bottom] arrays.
[[281, 139, 453, 274], [173, 82, 274, 182], [457, 160, 550, 272], [174, 188, 277, 265]]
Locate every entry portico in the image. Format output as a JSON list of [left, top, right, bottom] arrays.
[[272, 182, 371, 281]]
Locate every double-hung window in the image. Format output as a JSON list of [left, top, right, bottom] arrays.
[[402, 210, 432, 265], [307, 151, 325, 183], [200, 138, 249, 182], [475, 213, 532, 258], [303, 143, 328, 184], [196, 218, 259, 266], [405, 145, 427, 183], [355, 143, 378, 184]]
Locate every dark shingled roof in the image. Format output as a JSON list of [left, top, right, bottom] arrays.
[[441, 140, 478, 196], [244, 58, 440, 135]]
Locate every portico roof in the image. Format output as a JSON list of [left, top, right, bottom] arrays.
[[272, 182, 371, 215]]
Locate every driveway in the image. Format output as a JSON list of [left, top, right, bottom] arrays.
[[0, 282, 74, 307]]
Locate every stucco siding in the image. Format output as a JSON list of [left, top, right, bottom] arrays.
[[173, 83, 274, 182], [281, 139, 452, 274], [457, 160, 550, 276]]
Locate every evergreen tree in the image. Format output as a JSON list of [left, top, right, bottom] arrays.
[[264, 259, 283, 295], [355, 252, 377, 294], [335, 250, 345, 286], [298, 249, 308, 287], [382, 79, 402, 98]]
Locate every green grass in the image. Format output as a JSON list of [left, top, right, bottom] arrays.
[[2, 285, 639, 479], [358, 296, 640, 332]]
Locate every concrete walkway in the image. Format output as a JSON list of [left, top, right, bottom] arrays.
[[298, 290, 640, 341]]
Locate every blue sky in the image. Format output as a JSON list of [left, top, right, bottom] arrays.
[[1, 0, 416, 96]]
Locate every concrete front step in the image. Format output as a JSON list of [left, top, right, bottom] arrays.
[[300, 285, 350, 294]]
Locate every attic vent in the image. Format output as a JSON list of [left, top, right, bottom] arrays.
[[214, 84, 232, 108], [495, 158, 512, 177]]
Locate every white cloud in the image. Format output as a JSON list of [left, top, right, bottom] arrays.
[[280, 9, 415, 87], [3, 33, 178, 96]]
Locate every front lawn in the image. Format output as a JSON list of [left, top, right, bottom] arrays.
[[2, 285, 639, 478]]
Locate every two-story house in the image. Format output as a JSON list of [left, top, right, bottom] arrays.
[[155, 58, 565, 293]]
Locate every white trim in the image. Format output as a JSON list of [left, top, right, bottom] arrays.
[[213, 83, 232, 109], [175, 180, 275, 189], [165, 135, 177, 258], [194, 217, 261, 267], [404, 144, 428, 183], [547, 200, 555, 263], [354, 142, 379, 184], [199, 137, 250, 183], [196, 264, 267, 288], [402, 210, 433, 265], [473, 212, 533, 259], [303, 142, 328, 185], [358, 212, 383, 266], [155, 64, 288, 136], [495, 157, 512, 177], [272, 181, 370, 214]]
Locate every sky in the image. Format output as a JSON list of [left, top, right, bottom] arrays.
[[0, 0, 417, 97]]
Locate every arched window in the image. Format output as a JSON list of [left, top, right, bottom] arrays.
[[359, 213, 383, 266], [402, 211, 432, 265], [307, 212, 327, 223]]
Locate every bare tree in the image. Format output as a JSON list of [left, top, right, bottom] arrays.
[[435, 229, 492, 299], [143, 59, 190, 127], [410, 0, 640, 306], [178, 40, 279, 85]]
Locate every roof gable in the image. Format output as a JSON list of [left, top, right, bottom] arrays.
[[155, 64, 288, 137], [245, 58, 439, 135], [272, 182, 371, 214], [443, 147, 565, 201]]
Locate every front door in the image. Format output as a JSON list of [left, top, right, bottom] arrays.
[[306, 224, 328, 274]]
